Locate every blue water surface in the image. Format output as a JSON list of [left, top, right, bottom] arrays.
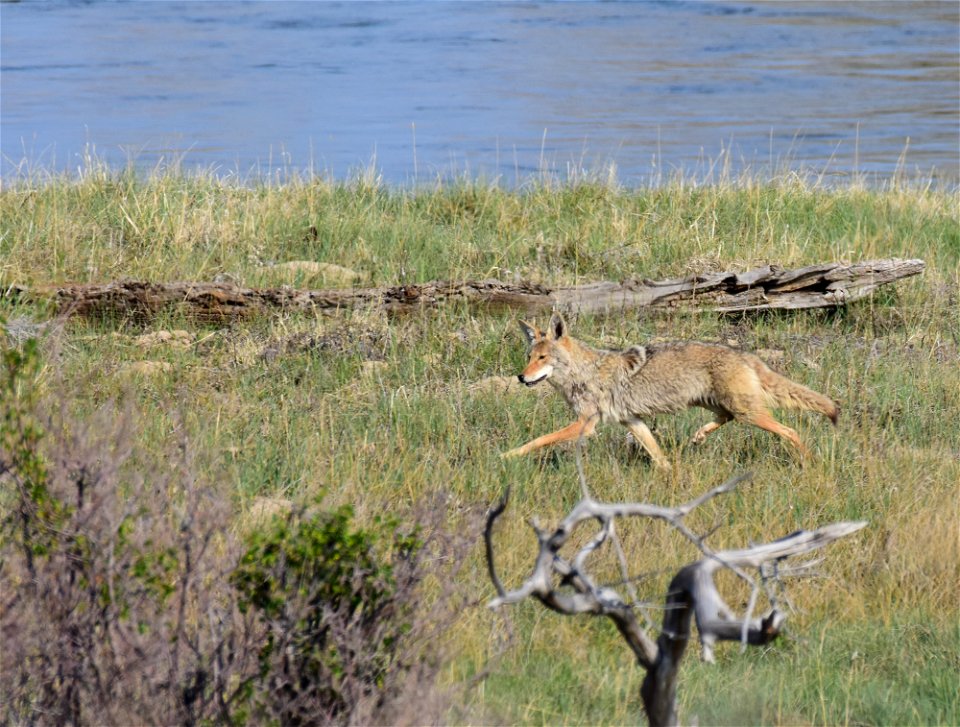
[[1, 1, 957, 185]]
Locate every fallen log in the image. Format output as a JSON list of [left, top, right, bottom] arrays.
[[5, 258, 924, 323]]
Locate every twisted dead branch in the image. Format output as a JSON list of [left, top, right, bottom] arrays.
[[484, 472, 866, 727]]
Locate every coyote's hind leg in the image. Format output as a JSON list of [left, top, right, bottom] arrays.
[[741, 410, 811, 458]]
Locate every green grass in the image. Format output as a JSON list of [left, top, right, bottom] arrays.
[[480, 618, 960, 726], [2, 165, 958, 725], [3, 163, 957, 286]]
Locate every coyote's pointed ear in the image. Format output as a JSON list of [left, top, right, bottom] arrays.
[[548, 312, 567, 340], [622, 345, 648, 375], [518, 320, 539, 346]]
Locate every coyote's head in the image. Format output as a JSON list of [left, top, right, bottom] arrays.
[[516, 313, 571, 387]]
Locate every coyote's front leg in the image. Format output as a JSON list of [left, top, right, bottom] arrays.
[[501, 414, 598, 459], [625, 419, 672, 471]]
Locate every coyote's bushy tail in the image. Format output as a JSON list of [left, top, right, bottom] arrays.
[[753, 361, 839, 425]]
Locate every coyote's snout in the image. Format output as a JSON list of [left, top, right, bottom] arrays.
[[502, 313, 839, 469], [517, 362, 553, 387]]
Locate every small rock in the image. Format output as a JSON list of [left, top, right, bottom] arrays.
[[2, 317, 47, 343], [239, 497, 294, 529], [266, 261, 362, 286], [134, 330, 193, 348], [360, 360, 390, 377], [120, 361, 173, 376]]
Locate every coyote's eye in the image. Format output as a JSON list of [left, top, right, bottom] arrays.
[[538, 354, 546, 360]]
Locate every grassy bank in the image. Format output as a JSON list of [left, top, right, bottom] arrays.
[[2, 170, 958, 724]]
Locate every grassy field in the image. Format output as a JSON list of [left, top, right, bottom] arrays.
[[2, 166, 958, 725]]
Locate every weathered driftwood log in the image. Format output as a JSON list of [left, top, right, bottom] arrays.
[[6, 258, 923, 323], [484, 472, 866, 727]]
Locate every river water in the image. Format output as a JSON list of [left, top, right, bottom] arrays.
[[2, 1, 957, 185]]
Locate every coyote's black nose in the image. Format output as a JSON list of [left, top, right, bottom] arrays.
[[517, 374, 525, 383]]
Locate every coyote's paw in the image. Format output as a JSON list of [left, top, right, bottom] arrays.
[[690, 420, 724, 446], [500, 447, 524, 460]]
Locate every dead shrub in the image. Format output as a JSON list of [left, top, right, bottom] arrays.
[[1, 335, 475, 726]]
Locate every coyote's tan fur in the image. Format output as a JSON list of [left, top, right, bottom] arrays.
[[503, 313, 838, 469]]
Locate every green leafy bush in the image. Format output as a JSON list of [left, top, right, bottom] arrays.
[[233, 507, 424, 723], [1, 337, 65, 559]]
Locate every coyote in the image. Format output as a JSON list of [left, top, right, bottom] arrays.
[[502, 313, 838, 469]]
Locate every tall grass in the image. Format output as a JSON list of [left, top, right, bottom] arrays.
[[2, 160, 956, 287], [1, 164, 958, 725]]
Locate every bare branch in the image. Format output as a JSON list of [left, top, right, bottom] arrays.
[[674, 471, 754, 516], [483, 473, 867, 727], [609, 519, 656, 631], [483, 486, 511, 600], [739, 582, 762, 652], [572, 517, 612, 574], [702, 521, 868, 574], [673, 520, 867, 662], [573, 416, 597, 501]]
